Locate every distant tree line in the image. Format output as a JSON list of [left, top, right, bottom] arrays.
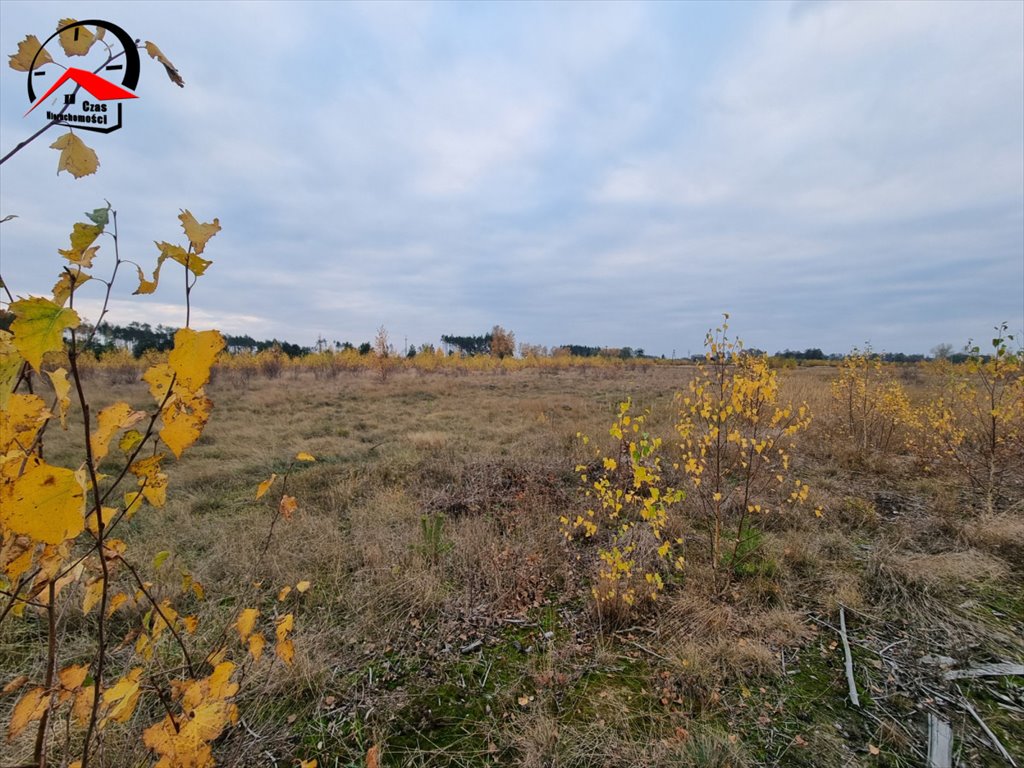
[[77, 322, 309, 358]]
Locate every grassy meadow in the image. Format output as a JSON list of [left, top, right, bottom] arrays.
[[4, 361, 1022, 767]]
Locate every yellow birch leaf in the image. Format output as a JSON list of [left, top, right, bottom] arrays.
[[72, 685, 95, 726], [101, 668, 143, 724], [9, 297, 80, 372], [106, 592, 128, 616], [295, 451, 316, 462], [178, 210, 221, 254], [90, 402, 144, 464], [8, 35, 53, 71], [119, 429, 144, 455], [235, 608, 259, 642], [276, 613, 294, 638], [276, 637, 295, 666], [277, 585, 291, 601], [255, 473, 277, 500], [0, 331, 24, 410], [296, 580, 311, 594], [279, 494, 298, 520], [50, 132, 99, 178], [2, 675, 29, 695], [300, 760, 319, 768], [0, 461, 85, 544], [143, 362, 174, 402], [248, 632, 266, 661], [144, 41, 185, 87], [182, 615, 199, 634], [1, 392, 48, 454], [58, 19, 97, 56], [160, 390, 212, 458], [133, 265, 158, 295], [168, 328, 223, 390], [129, 455, 168, 508], [7, 686, 48, 741], [155, 241, 211, 277], [52, 269, 91, 306], [58, 664, 89, 693], [82, 578, 103, 615], [46, 367, 71, 428]]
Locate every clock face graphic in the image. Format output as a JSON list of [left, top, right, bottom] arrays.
[[25, 19, 140, 134]]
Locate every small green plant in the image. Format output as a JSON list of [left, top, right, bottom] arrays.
[[418, 513, 451, 565]]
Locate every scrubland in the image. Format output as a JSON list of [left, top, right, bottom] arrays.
[[4, 357, 1022, 768]]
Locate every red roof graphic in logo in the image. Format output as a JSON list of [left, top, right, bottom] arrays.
[[25, 67, 137, 116]]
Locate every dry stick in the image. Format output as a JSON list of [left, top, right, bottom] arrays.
[[956, 684, 1018, 768], [838, 605, 860, 708], [33, 582, 58, 768]]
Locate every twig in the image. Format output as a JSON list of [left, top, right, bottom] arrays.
[[839, 605, 860, 708]]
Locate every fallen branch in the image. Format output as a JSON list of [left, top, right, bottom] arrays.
[[944, 663, 1024, 681], [839, 605, 860, 708]]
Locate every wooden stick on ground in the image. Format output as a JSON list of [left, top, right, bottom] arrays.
[[839, 605, 860, 708], [928, 713, 953, 768]]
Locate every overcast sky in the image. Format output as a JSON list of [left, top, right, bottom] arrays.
[[1, 0, 1021, 356]]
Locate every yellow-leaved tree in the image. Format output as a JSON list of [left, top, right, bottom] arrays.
[[2, 20, 314, 768]]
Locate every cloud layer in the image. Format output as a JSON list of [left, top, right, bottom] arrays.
[[1, 1, 1021, 355]]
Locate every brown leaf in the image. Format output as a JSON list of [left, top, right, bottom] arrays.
[[8, 35, 53, 71], [144, 41, 184, 87]]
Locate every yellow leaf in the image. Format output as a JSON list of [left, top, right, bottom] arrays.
[[132, 265, 158, 295], [101, 668, 143, 724], [9, 297, 80, 372], [144, 41, 185, 87], [168, 328, 224, 391], [91, 402, 144, 464], [8, 34, 54, 71], [295, 452, 316, 462], [300, 760, 319, 768], [2, 675, 29, 695], [52, 270, 92, 308], [58, 664, 89, 693], [235, 608, 259, 642], [106, 592, 128, 616], [50, 132, 99, 178], [58, 19, 97, 57], [275, 613, 295, 665], [868, 744, 880, 756], [119, 429, 144, 456], [367, 745, 380, 768], [155, 241, 212, 278], [7, 686, 48, 741], [0, 461, 85, 544], [255, 473, 277, 500], [1, 392, 48, 455], [82, 579, 103, 615], [296, 580, 311, 594], [279, 494, 298, 520], [277, 585, 292, 601], [46, 367, 71, 429], [178, 210, 221, 254], [160, 389, 212, 458], [248, 632, 266, 661], [143, 362, 174, 402], [129, 454, 168, 508], [182, 615, 199, 634], [0, 330, 24, 410]]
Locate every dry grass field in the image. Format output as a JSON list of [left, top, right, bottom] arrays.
[[4, 363, 1022, 767]]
